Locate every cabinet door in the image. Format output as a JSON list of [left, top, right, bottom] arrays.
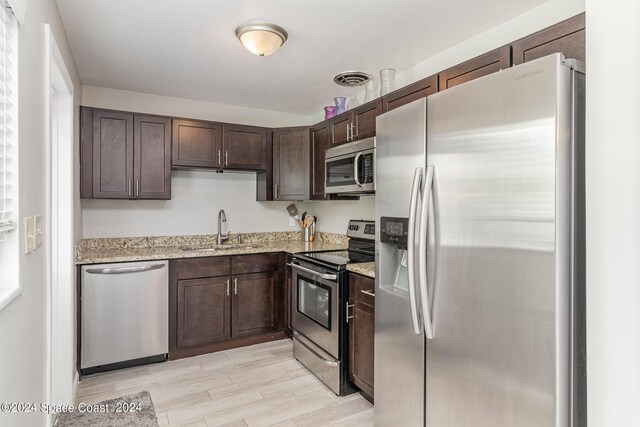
[[92, 109, 134, 199], [382, 74, 438, 113], [349, 297, 375, 400], [330, 112, 354, 146], [353, 99, 381, 140], [310, 122, 330, 200], [438, 46, 511, 91], [273, 127, 310, 200], [512, 13, 585, 65], [172, 119, 222, 169], [223, 124, 269, 171], [177, 277, 231, 348], [134, 115, 171, 199], [232, 271, 277, 338]]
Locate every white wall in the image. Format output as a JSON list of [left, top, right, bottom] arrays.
[[0, 2, 82, 427], [585, 1, 640, 425], [81, 87, 374, 237]]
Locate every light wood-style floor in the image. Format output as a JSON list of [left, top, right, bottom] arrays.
[[76, 339, 374, 427]]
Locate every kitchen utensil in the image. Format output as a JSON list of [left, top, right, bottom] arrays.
[[286, 204, 304, 227], [301, 212, 307, 223]]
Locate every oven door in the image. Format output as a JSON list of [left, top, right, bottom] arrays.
[[291, 262, 339, 358], [325, 149, 375, 194]]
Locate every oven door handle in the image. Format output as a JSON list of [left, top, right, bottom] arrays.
[[288, 262, 337, 281], [292, 332, 339, 367]]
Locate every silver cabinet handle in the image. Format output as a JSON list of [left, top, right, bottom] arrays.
[[86, 264, 165, 275], [293, 332, 339, 367], [217, 150, 221, 166], [353, 152, 363, 186], [289, 262, 337, 281], [419, 165, 435, 339], [346, 123, 351, 141], [234, 277, 238, 295], [361, 289, 375, 297], [225, 151, 229, 166], [274, 184, 279, 200], [407, 167, 423, 335], [128, 179, 132, 198], [351, 122, 357, 139], [346, 302, 355, 323], [226, 278, 230, 296], [136, 179, 140, 198]]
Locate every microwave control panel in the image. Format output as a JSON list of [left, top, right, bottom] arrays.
[[380, 216, 409, 248], [360, 153, 374, 183]]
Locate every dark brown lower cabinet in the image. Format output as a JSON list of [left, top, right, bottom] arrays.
[[232, 271, 277, 338], [348, 273, 375, 402], [177, 277, 231, 348], [169, 254, 286, 359]]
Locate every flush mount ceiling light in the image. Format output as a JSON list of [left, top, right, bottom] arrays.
[[235, 21, 288, 57]]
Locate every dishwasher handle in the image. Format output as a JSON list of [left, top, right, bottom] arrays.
[[85, 264, 166, 275]]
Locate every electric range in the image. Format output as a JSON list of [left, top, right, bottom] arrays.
[[289, 219, 374, 395]]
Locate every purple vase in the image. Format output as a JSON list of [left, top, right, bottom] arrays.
[[334, 97, 346, 115], [324, 106, 336, 120]]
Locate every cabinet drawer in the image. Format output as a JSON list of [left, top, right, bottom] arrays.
[[349, 272, 375, 306], [232, 253, 279, 275], [175, 256, 231, 280]]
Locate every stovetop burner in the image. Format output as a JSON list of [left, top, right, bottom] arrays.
[[293, 220, 375, 269]]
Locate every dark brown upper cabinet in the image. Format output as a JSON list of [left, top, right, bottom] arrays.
[[134, 115, 172, 199], [330, 99, 382, 146], [272, 126, 310, 201], [310, 122, 330, 200], [80, 107, 171, 200], [382, 74, 438, 113], [438, 46, 511, 92], [512, 13, 585, 65], [172, 118, 223, 169], [222, 124, 270, 171]]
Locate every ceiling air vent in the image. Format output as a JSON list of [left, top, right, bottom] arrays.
[[333, 71, 372, 87]]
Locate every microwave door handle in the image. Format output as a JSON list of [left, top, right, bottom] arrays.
[[353, 152, 363, 186], [418, 166, 435, 339], [407, 167, 423, 335]]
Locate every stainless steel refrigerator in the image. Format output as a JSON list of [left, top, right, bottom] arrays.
[[374, 53, 586, 427]]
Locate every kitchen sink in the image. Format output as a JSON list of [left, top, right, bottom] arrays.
[[181, 244, 259, 252]]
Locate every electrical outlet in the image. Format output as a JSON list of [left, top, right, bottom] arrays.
[[34, 215, 43, 249], [289, 216, 296, 227], [25, 216, 35, 254]]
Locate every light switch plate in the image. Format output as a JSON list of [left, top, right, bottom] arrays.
[[25, 216, 35, 254], [289, 216, 296, 227], [34, 215, 42, 249]]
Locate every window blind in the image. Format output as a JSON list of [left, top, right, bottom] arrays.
[[0, 0, 17, 238]]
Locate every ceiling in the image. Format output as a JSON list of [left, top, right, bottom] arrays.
[[56, 0, 546, 117]]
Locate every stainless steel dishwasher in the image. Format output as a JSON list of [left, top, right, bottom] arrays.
[[81, 260, 169, 375]]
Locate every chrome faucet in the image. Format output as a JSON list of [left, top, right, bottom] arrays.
[[217, 209, 230, 245]]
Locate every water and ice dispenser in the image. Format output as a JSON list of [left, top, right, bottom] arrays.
[[379, 216, 411, 293]]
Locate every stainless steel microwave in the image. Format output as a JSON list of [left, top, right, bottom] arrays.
[[325, 137, 375, 195]]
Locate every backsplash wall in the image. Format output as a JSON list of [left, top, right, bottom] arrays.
[[82, 169, 375, 238]]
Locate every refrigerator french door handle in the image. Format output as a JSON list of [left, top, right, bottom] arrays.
[[419, 165, 435, 339], [353, 152, 363, 186], [407, 167, 423, 335]]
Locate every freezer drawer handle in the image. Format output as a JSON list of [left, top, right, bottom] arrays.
[[292, 332, 338, 367], [418, 165, 435, 339], [287, 262, 337, 281], [85, 264, 165, 275]]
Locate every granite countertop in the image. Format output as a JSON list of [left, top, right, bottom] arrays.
[[76, 231, 348, 265], [346, 262, 376, 279]]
